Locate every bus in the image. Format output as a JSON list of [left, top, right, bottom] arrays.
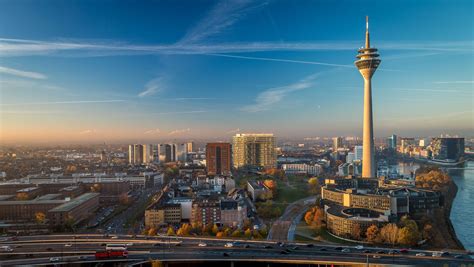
[[95, 250, 128, 259], [105, 244, 127, 251]]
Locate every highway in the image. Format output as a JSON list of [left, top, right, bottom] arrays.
[[0, 234, 472, 266]]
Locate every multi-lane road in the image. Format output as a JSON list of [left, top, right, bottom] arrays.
[[0, 234, 472, 266]]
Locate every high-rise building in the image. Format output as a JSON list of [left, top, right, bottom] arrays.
[[142, 144, 153, 163], [355, 16, 381, 178], [332, 137, 343, 151], [386, 134, 397, 149], [176, 143, 188, 162], [233, 133, 276, 169], [128, 144, 144, 165], [354, 146, 363, 161], [206, 143, 232, 176], [159, 144, 173, 163], [346, 152, 355, 163], [430, 137, 465, 162], [186, 142, 194, 153]]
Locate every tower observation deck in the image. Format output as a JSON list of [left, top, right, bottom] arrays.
[[355, 16, 381, 178]]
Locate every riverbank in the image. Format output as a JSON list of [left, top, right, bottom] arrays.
[[428, 180, 465, 250]]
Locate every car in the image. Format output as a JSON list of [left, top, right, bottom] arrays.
[[111, 236, 119, 239], [399, 248, 409, 253], [224, 243, 233, 248], [454, 254, 464, 259], [264, 245, 273, 249], [306, 243, 314, 248], [46, 248, 53, 251], [373, 255, 381, 259], [153, 243, 161, 247], [223, 252, 230, 257], [15, 245, 22, 248], [355, 245, 364, 250], [292, 246, 299, 250], [198, 242, 207, 247], [334, 247, 343, 251], [342, 248, 350, 253], [280, 250, 289, 255], [78, 256, 87, 260], [440, 251, 450, 256], [376, 250, 385, 254], [320, 248, 328, 251], [65, 244, 72, 247], [416, 253, 426, 257], [363, 250, 371, 253], [126, 243, 133, 246], [175, 242, 182, 247], [388, 250, 398, 255], [49, 257, 60, 262], [244, 244, 250, 248]]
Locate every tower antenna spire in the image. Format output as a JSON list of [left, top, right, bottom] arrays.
[[365, 16, 370, 48]]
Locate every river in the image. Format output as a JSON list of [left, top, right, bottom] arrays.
[[448, 160, 474, 251], [392, 160, 474, 251]]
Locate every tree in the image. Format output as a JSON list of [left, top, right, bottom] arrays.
[[308, 177, 320, 194], [216, 231, 225, 238], [263, 179, 277, 192], [380, 223, 399, 246], [352, 224, 361, 240], [35, 212, 46, 224], [398, 224, 421, 246], [244, 228, 252, 238], [304, 210, 314, 225], [422, 224, 433, 240], [231, 229, 242, 238], [312, 208, 324, 229], [148, 227, 157, 236], [90, 183, 102, 193], [211, 224, 219, 235], [166, 226, 175, 236], [366, 224, 380, 243]]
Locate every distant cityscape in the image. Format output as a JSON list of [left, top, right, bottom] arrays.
[[0, 2, 472, 265]]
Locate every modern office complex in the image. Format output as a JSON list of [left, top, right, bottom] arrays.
[[206, 143, 232, 176], [232, 134, 276, 169], [355, 16, 381, 178], [332, 137, 343, 151], [430, 137, 465, 163]]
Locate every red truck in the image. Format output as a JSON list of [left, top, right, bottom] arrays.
[[95, 250, 128, 259]]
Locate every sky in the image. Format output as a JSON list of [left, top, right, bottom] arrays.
[[0, 0, 473, 144]]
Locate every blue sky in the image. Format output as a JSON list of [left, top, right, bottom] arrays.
[[0, 0, 472, 144]]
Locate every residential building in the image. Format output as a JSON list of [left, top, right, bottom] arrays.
[[191, 199, 221, 226], [233, 133, 276, 169], [332, 137, 343, 151], [281, 163, 322, 175], [206, 143, 232, 176]]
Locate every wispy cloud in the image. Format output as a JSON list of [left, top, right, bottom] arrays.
[[226, 128, 241, 134], [138, 77, 164, 97], [433, 81, 473, 84], [169, 128, 191, 135], [1, 110, 59, 115], [0, 99, 124, 106], [151, 110, 210, 115], [79, 129, 98, 135], [0, 65, 46, 79], [177, 0, 268, 45], [1, 38, 471, 58], [241, 72, 321, 112], [144, 128, 161, 134], [206, 53, 353, 68]]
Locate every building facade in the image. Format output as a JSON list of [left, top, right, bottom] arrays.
[[206, 143, 232, 176], [233, 133, 276, 169]]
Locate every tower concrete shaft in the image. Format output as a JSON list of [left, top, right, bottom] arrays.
[[355, 16, 381, 178]]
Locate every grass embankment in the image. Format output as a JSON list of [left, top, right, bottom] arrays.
[[294, 220, 357, 245]]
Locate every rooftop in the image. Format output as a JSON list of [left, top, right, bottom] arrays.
[[48, 192, 99, 212]]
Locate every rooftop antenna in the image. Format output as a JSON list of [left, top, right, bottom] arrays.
[[365, 16, 370, 48]]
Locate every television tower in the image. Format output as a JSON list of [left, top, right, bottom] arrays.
[[355, 16, 381, 178]]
